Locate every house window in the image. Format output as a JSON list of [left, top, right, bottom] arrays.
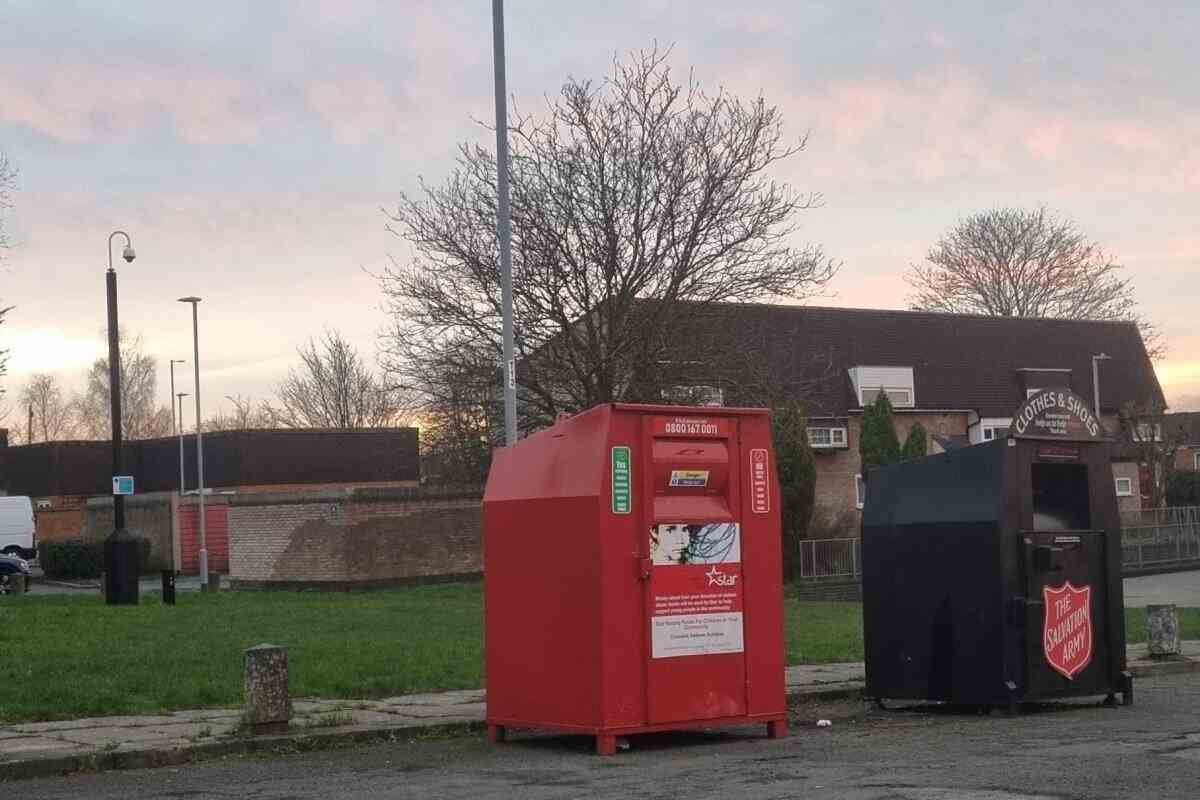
[[1115, 477, 1133, 497], [855, 474, 866, 509], [1194, 451, 1199, 472], [1134, 423, 1162, 442], [807, 427, 848, 449], [661, 385, 724, 407], [982, 426, 1005, 441], [861, 387, 913, 408]]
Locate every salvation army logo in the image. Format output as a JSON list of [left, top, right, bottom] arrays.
[[1043, 582, 1093, 680]]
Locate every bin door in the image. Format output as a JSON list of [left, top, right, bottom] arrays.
[[641, 416, 748, 724], [1020, 532, 1111, 695]]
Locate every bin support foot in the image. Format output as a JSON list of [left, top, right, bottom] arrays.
[[767, 719, 788, 739], [596, 734, 617, 756], [487, 724, 505, 744]]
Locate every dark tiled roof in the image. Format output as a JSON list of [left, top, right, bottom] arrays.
[[673, 303, 1163, 419], [1167, 412, 1200, 445]]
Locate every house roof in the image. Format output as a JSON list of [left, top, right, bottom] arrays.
[[670, 303, 1164, 419], [1166, 412, 1200, 445]]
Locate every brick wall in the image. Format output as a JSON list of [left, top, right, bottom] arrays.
[[228, 487, 483, 588], [1111, 461, 1142, 514], [83, 494, 175, 571], [812, 412, 970, 536], [34, 495, 88, 543]]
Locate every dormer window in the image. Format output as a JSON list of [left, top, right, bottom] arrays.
[[848, 366, 915, 408]]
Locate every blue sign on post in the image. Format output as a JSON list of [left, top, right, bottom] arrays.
[[112, 476, 135, 496]]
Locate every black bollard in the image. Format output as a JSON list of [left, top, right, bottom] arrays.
[[161, 570, 176, 606]]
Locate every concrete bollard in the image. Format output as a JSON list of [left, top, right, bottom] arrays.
[[1146, 604, 1181, 657], [243, 644, 292, 734]]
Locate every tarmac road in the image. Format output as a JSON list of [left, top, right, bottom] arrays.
[[14, 674, 1200, 800]]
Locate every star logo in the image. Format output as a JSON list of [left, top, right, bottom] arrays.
[[706, 566, 737, 587]]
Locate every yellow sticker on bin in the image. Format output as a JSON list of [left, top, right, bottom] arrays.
[[669, 469, 709, 488]]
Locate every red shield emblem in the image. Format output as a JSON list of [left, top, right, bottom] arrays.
[[1042, 582, 1093, 680]]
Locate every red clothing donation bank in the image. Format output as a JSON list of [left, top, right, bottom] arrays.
[[483, 404, 787, 755]]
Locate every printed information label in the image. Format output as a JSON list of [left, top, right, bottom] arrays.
[[611, 447, 632, 514], [750, 448, 770, 513], [669, 469, 709, 488], [649, 523, 744, 658], [652, 612, 744, 658]]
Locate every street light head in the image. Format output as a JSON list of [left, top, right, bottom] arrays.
[[122, 245, 136, 263], [178, 296, 202, 304]]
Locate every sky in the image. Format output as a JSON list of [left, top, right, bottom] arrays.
[[1, 0, 1197, 423]]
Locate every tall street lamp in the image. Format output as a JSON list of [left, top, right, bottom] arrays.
[[176, 391, 189, 496], [1092, 353, 1112, 417], [492, 0, 517, 445], [104, 230, 139, 606], [178, 296, 207, 588]]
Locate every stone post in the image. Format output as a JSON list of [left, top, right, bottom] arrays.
[[243, 644, 292, 734], [1146, 604, 1181, 657]]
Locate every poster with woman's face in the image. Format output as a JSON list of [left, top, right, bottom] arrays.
[[650, 522, 740, 565]]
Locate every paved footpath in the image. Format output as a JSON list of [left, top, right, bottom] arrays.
[[0, 643, 1195, 780]]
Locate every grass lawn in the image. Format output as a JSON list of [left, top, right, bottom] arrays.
[[0, 585, 1195, 724]]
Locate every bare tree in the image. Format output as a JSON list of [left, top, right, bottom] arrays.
[[0, 152, 14, 259], [76, 330, 173, 440], [1118, 400, 1185, 509], [0, 153, 17, 391], [20, 373, 76, 442], [271, 330, 399, 429], [205, 394, 276, 432], [380, 46, 835, 445], [906, 206, 1161, 357]]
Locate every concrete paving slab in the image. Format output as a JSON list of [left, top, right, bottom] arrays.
[[0, 737, 89, 755]]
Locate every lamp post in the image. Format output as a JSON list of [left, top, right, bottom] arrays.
[[1092, 353, 1112, 417], [178, 296, 207, 588], [104, 230, 138, 606], [176, 392, 189, 495], [492, 0, 517, 446]]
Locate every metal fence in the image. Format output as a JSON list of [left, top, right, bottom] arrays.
[[798, 538, 861, 579], [1121, 506, 1200, 571], [797, 506, 1200, 579]]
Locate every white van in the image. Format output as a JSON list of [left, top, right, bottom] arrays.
[[0, 496, 37, 560]]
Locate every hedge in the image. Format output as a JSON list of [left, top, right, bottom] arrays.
[[1166, 472, 1200, 507], [39, 539, 153, 580]]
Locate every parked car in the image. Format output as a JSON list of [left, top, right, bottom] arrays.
[[0, 553, 32, 594], [0, 496, 37, 560]]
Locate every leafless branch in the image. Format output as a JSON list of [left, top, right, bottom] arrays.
[[378, 45, 836, 452], [906, 206, 1163, 359]]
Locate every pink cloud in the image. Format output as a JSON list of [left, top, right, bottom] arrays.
[[0, 59, 261, 145]]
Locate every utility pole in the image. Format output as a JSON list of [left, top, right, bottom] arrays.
[[492, 0, 517, 446]]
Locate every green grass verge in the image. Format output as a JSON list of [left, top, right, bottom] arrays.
[[0, 585, 1195, 724], [0, 585, 484, 725]]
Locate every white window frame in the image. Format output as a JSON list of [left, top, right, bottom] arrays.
[[1134, 423, 1162, 442], [855, 474, 866, 509], [1115, 477, 1133, 497], [807, 426, 848, 449], [982, 426, 1006, 441], [860, 386, 914, 408], [661, 385, 724, 407]]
